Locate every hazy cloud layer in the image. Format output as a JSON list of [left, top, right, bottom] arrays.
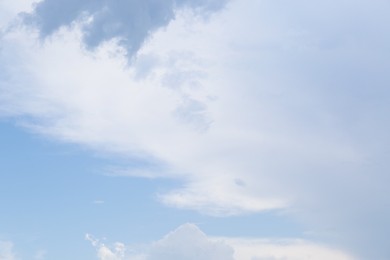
[[1, 0, 390, 259], [228, 238, 353, 260], [23, 0, 227, 59], [0, 241, 16, 260], [87, 224, 352, 260]]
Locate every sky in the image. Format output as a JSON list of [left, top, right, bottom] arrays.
[[0, 0, 389, 259]]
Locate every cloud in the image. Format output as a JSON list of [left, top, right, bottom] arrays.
[[87, 224, 233, 260], [147, 224, 234, 260], [0, 241, 17, 260], [22, 0, 227, 59], [87, 224, 353, 260], [0, 8, 287, 214], [0, 0, 35, 29], [227, 238, 353, 260], [86, 234, 127, 260], [1, 0, 390, 258]]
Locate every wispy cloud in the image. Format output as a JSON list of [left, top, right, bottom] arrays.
[[1, 0, 390, 258]]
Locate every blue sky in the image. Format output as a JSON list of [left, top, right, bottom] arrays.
[[1, 0, 389, 259]]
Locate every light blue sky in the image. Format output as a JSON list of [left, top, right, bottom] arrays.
[[1, 0, 389, 259], [0, 119, 304, 259]]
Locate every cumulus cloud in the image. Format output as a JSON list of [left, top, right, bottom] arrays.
[[147, 224, 234, 260], [1, 0, 390, 258], [87, 224, 234, 260], [87, 224, 353, 260], [23, 0, 227, 59]]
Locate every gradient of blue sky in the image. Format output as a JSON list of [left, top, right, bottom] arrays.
[[1, 0, 389, 259]]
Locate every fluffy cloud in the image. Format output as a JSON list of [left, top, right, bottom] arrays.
[[147, 224, 234, 260], [1, 0, 390, 258], [87, 224, 234, 260], [87, 224, 353, 260], [86, 234, 127, 260]]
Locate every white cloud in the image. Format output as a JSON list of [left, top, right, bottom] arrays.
[[0, 7, 290, 214], [87, 224, 353, 260], [227, 238, 354, 260], [88, 224, 232, 260], [87, 224, 233, 260], [1, 0, 390, 258], [147, 224, 234, 260], [0, 0, 35, 28], [86, 234, 126, 260], [22, 0, 227, 58], [0, 241, 17, 260]]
